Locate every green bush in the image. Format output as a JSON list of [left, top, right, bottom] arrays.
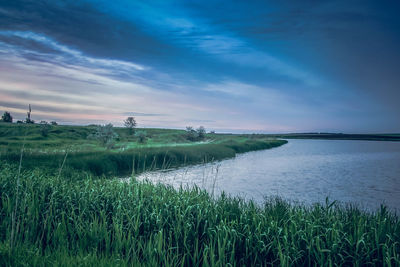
[[89, 124, 118, 149], [1, 111, 12, 123], [39, 121, 51, 137], [135, 130, 147, 143]]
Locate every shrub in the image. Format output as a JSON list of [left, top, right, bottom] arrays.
[[91, 123, 119, 149], [39, 121, 51, 137], [186, 126, 206, 141], [197, 126, 206, 140], [186, 126, 198, 141], [1, 111, 12, 123], [135, 130, 147, 143]]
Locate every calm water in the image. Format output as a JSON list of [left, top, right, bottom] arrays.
[[137, 140, 400, 211]]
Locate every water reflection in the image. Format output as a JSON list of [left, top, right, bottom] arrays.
[[137, 140, 400, 211]]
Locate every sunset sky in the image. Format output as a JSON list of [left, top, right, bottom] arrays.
[[1, 0, 400, 133]]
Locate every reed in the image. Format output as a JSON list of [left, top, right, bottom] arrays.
[[0, 164, 398, 266], [2, 139, 287, 177]]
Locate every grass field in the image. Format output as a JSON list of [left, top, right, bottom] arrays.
[[1, 122, 399, 266], [0, 123, 208, 153]]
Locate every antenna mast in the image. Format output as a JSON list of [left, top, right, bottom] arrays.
[[27, 104, 31, 120]]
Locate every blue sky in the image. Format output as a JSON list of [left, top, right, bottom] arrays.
[[0, 0, 399, 132]]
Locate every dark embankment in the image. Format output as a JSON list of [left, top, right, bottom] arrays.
[[2, 139, 287, 176], [270, 133, 400, 141], [0, 165, 399, 266]]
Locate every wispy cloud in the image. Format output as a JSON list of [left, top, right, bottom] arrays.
[[90, 1, 320, 87], [0, 30, 147, 78], [0, 1, 399, 132]]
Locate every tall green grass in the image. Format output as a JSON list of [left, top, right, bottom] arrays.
[[3, 139, 287, 177], [0, 164, 399, 266]]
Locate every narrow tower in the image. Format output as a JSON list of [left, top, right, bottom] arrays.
[[27, 104, 31, 121]]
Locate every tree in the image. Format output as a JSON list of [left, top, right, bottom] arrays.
[[93, 123, 118, 149], [1, 111, 12, 123], [197, 126, 206, 140], [39, 121, 51, 137], [124, 117, 137, 135], [185, 126, 198, 141], [50, 121, 58, 126], [135, 131, 147, 143]]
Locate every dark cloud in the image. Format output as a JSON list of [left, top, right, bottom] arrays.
[[0, 0, 399, 131], [0, 0, 318, 86], [0, 1, 164, 60]]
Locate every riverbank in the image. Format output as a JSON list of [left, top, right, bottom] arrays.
[[0, 123, 287, 176], [1, 164, 399, 266], [3, 139, 287, 176]]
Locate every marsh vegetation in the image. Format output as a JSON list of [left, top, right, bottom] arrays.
[[0, 123, 399, 266], [1, 165, 399, 266]]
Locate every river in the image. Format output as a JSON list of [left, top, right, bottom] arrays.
[[136, 139, 400, 211]]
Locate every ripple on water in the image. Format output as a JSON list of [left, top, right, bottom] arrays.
[[136, 139, 400, 212]]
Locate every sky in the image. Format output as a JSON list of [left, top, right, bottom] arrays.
[[0, 0, 399, 133]]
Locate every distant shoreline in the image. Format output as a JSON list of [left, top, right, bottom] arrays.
[[266, 133, 400, 142]]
